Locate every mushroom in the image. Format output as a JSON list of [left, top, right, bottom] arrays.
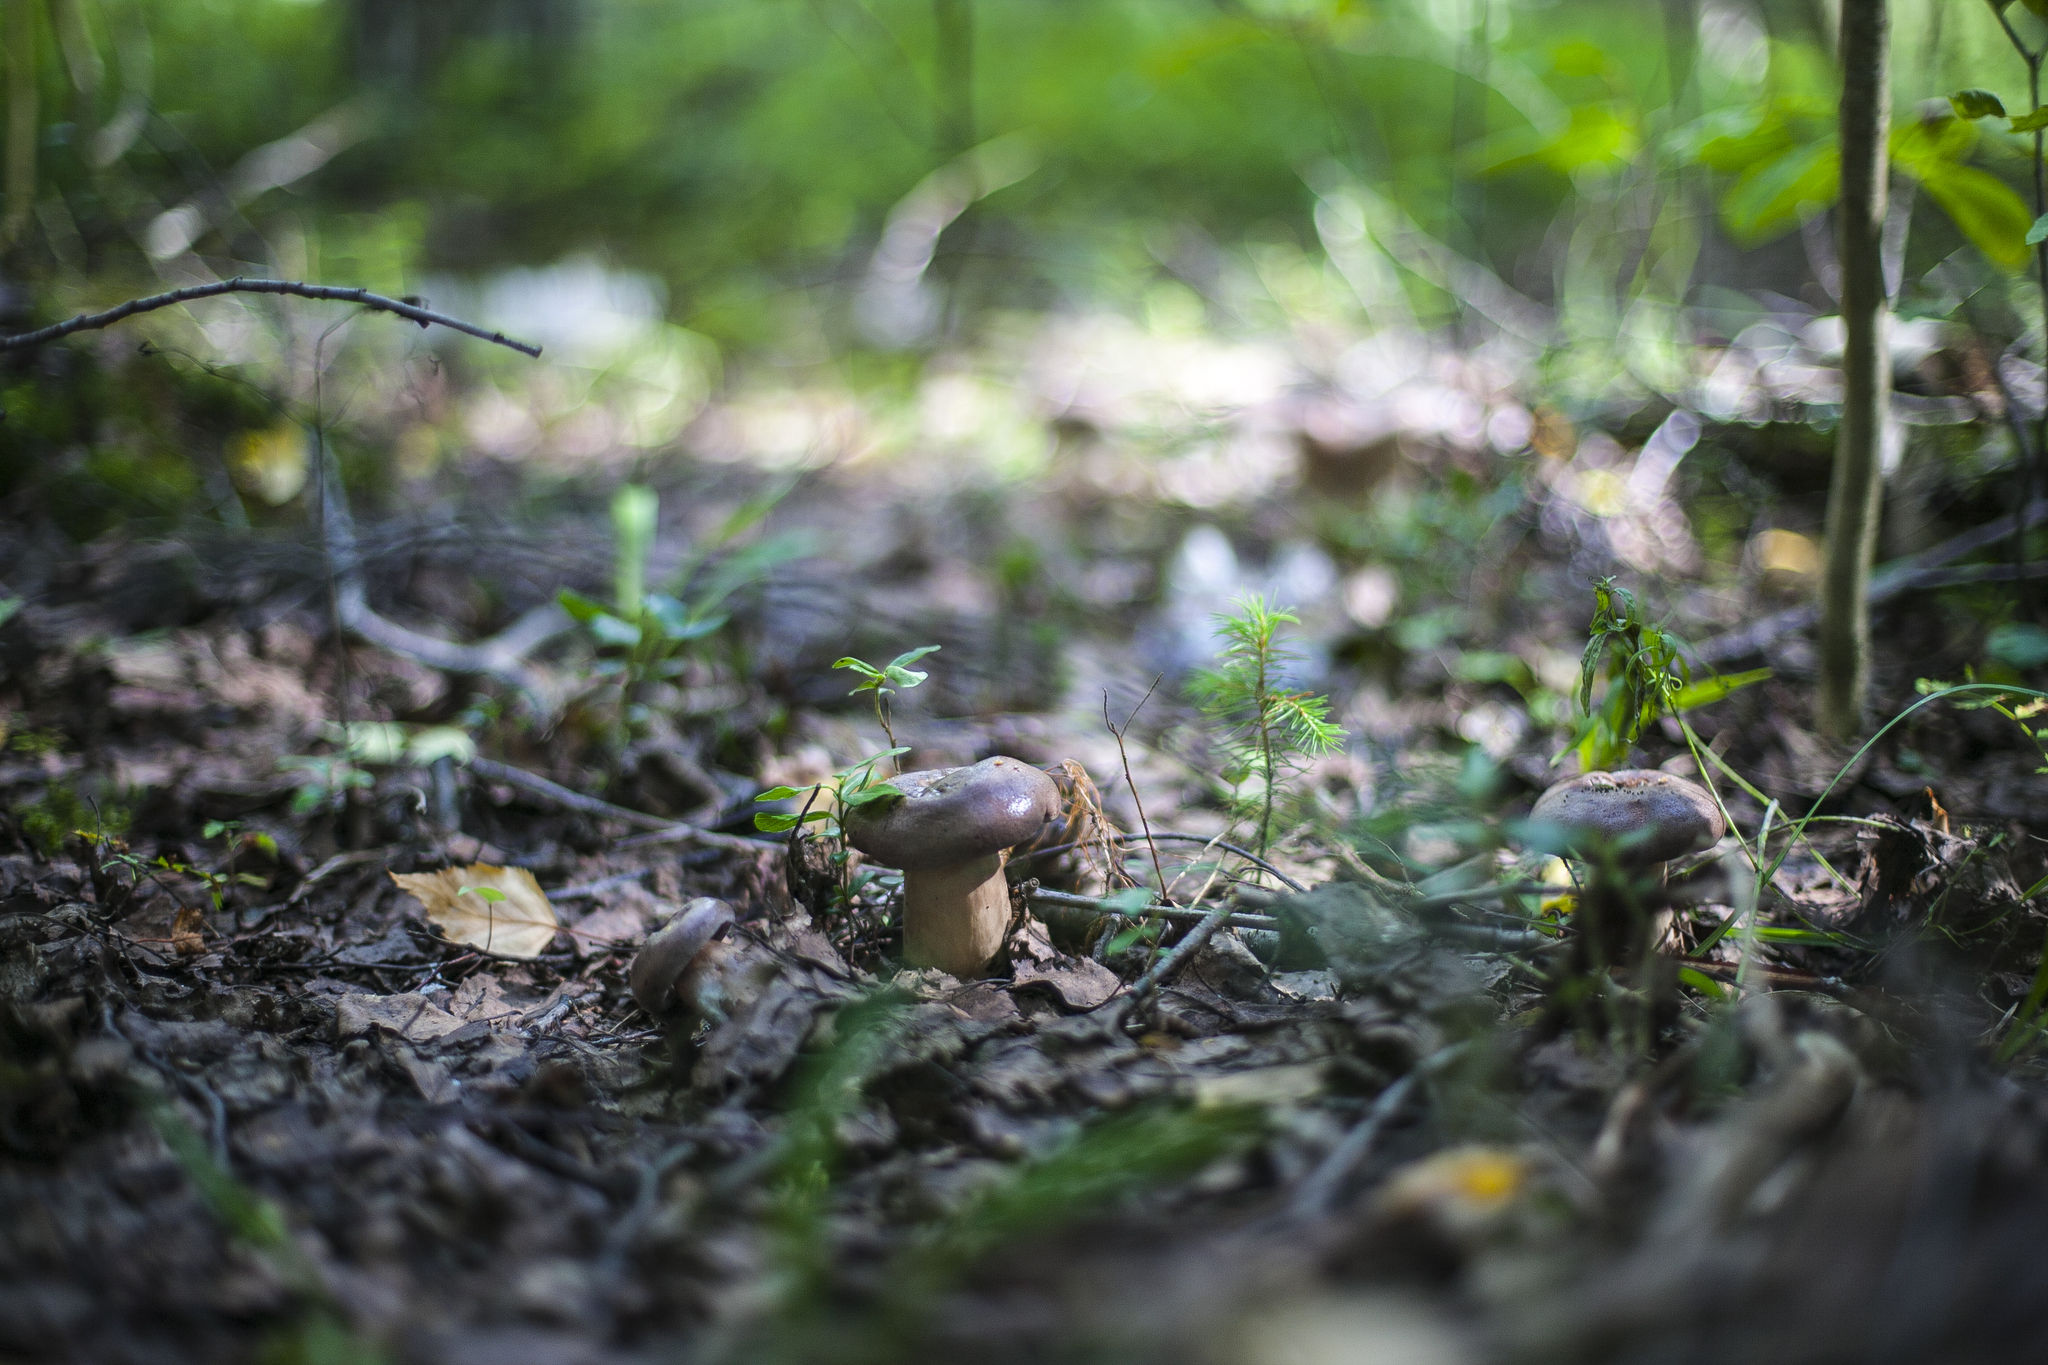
[[1528, 768, 1725, 871], [1526, 768, 1725, 978], [840, 756, 1061, 979], [629, 897, 737, 1016]]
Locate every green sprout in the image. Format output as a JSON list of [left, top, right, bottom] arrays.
[[754, 646, 941, 834], [1562, 579, 1768, 773], [1187, 595, 1345, 856]]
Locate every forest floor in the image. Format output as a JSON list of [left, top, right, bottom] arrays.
[[9, 308, 2048, 1364]]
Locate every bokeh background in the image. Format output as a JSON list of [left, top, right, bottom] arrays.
[[6, 0, 2048, 837]]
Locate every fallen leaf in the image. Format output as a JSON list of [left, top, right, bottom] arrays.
[[1010, 956, 1122, 1011], [390, 863, 560, 958], [334, 992, 467, 1044], [446, 972, 522, 1027], [567, 901, 654, 958], [172, 906, 207, 956]]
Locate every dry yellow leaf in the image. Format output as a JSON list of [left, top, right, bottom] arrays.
[[389, 863, 560, 958], [172, 906, 206, 956]]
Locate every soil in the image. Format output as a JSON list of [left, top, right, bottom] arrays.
[[9, 403, 2048, 1364]]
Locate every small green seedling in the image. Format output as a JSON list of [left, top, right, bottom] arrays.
[[1187, 596, 1344, 855], [559, 481, 813, 740], [1561, 578, 1768, 772], [833, 646, 940, 749], [754, 645, 941, 833]]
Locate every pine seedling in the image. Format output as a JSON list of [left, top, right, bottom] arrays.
[[1187, 595, 1344, 855]]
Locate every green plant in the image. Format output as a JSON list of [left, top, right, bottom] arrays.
[[19, 782, 129, 857], [1562, 579, 1769, 773], [278, 721, 476, 818], [753, 646, 941, 835], [832, 646, 939, 749], [1187, 595, 1345, 856], [277, 754, 374, 818], [558, 481, 813, 741]]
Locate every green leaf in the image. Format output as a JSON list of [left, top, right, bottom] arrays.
[[202, 820, 230, 839], [755, 809, 833, 832], [840, 781, 905, 807], [0, 597, 19, 629], [587, 612, 642, 647], [2013, 107, 2048, 133], [1669, 668, 1772, 712], [1951, 88, 2008, 120], [610, 484, 658, 619], [556, 588, 609, 624], [1721, 138, 1839, 243], [1914, 161, 2034, 269], [2030, 214, 2048, 247], [1890, 114, 1977, 178], [1989, 622, 2048, 668], [1678, 967, 1728, 1000], [835, 748, 909, 779], [888, 645, 942, 670], [1102, 887, 1157, 914], [460, 886, 508, 903], [756, 785, 809, 801], [406, 726, 476, 766], [645, 594, 726, 642]]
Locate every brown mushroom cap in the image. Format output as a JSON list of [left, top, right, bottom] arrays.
[[840, 756, 1061, 872], [629, 897, 735, 1015], [1529, 769, 1725, 866]]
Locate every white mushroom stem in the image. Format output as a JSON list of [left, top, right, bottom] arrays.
[[902, 852, 1012, 979]]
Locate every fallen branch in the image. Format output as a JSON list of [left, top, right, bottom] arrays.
[[467, 757, 779, 855], [0, 277, 543, 356], [335, 581, 570, 701], [1015, 829, 1308, 894], [1116, 901, 1237, 1016], [1027, 886, 1278, 930], [1692, 497, 2048, 665]]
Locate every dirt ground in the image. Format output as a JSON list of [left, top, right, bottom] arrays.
[[10, 315, 2048, 1364]]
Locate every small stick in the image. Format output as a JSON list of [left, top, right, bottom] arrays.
[[1027, 886, 1278, 930], [1104, 681, 1172, 901], [1285, 1072, 1418, 1221], [1016, 829, 1309, 894], [1117, 901, 1236, 1016], [0, 276, 543, 356], [468, 757, 777, 854]]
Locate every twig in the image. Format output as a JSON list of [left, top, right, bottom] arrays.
[[601, 1138, 700, 1265], [1027, 886, 1278, 930], [335, 589, 570, 701], [1692, 497, 2048, 664], [1283, 1040, 1471, 1222], [1016, 829, 1309, 894], [0, 277, 543, 355], [1104, 682, 1172, 901], [284, 846, 397, 908], [1285, 1072, 1418, 1221], [468, 757, 779, 854], [1115, 901, 1237, 1017]]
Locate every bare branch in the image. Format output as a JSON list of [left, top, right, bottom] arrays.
[[1692, 497, 2048, 666], [0, 276, 543, 356]]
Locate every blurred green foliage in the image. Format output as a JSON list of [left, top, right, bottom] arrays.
[[9, 0, 2024, 353]]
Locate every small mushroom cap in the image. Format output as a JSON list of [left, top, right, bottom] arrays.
[[629, 897, 735, 1015], [1528, 769, 1725, 866], [841, 756, 1061, 872]]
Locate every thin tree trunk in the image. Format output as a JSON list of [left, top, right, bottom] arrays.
[[1819, 0, 1889, 741], [2, 0, 37, 252]]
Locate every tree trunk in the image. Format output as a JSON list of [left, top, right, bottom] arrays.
[[1819, 0, 1890, 741]]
